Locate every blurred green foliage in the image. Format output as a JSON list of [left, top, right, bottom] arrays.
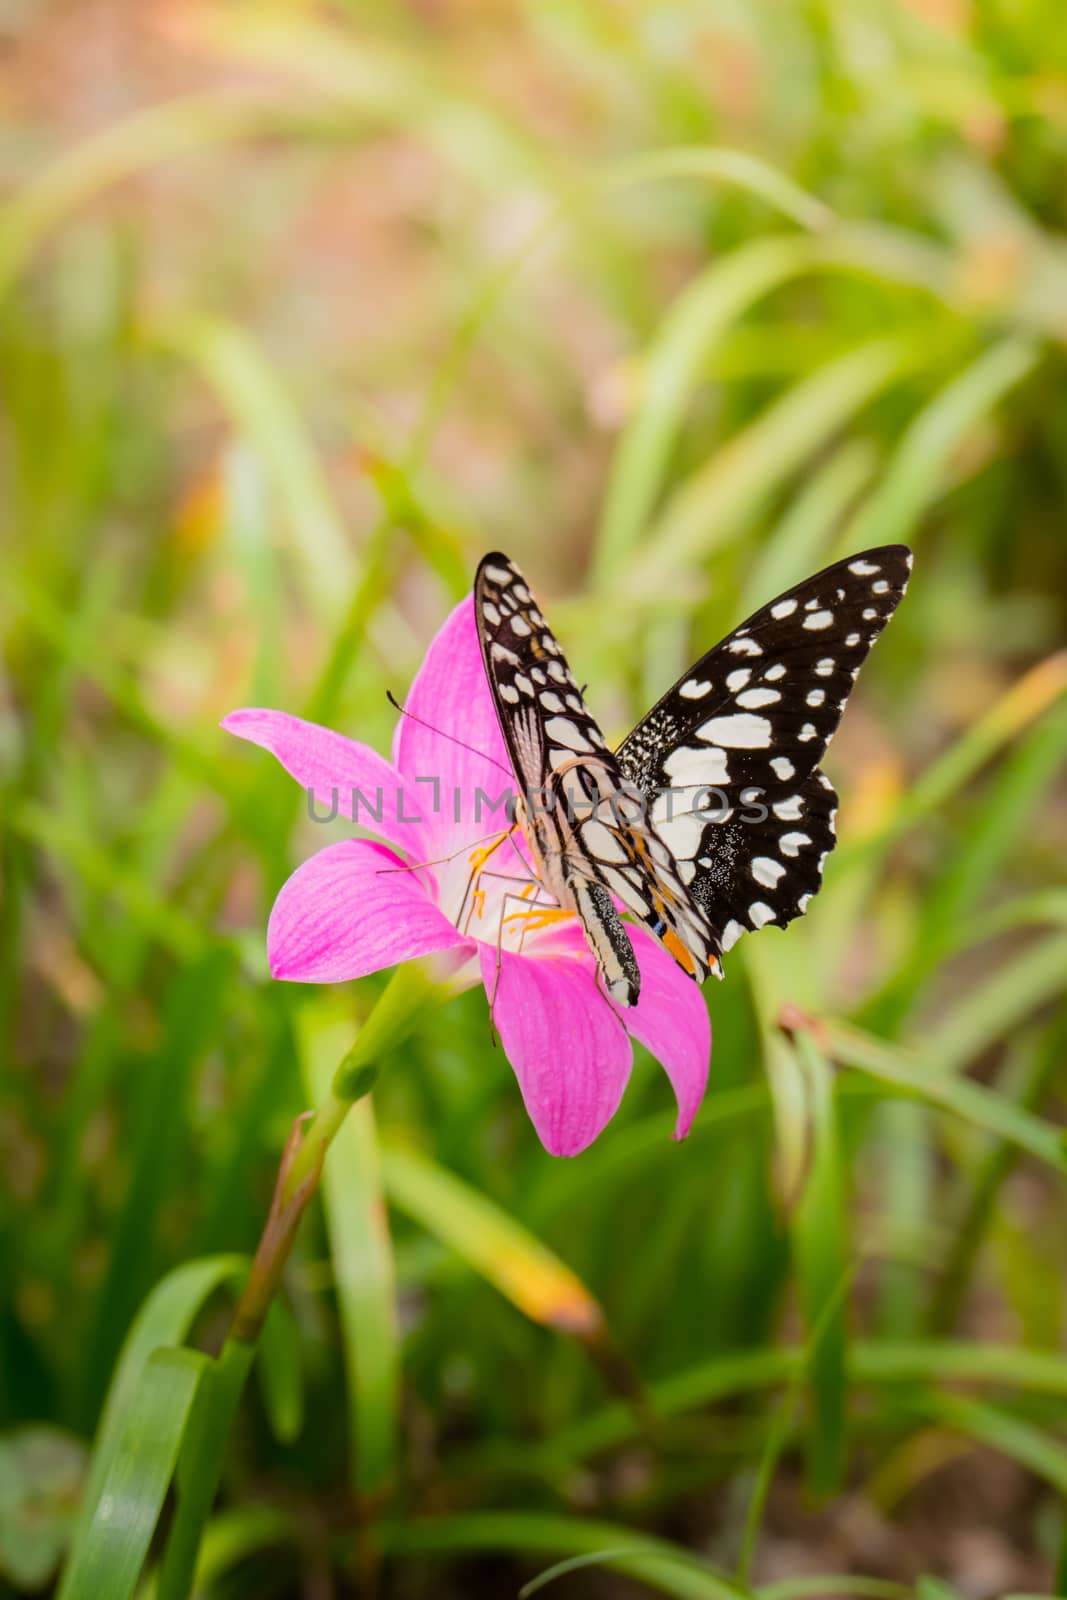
[[2, 0, 1067, 1595]]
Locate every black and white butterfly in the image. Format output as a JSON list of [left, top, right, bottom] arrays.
[[475, 546, 912, 1007]]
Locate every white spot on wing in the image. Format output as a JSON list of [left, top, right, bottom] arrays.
[[807, 689, 825, 707], [815, 658, 835, 676], [773, 795, 804, 821], [680, 678, 712, 699], [849, 559, 879, 575], [765, 663, 786, 681], [803, 610, 834, 631], [749, 902, 776, 928], [483, 563, 512, 583], [722, 919, 745, 951], [780, 831, 811, 856], [726, 668, 751, 692], [771, 756, 794, 781], [771, 598, 797, 619], [752, 857, 786, 888], [662, 746, 730, 787], [728, 637, 763, 656], [697, 713, 771, 748], [738, 687, 780, 709]]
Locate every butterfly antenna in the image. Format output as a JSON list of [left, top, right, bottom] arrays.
[[386, 690, 515, 781]]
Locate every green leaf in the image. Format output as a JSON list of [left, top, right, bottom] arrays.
[[629, 335, 921, 597], [382, 1145, 605, 1337], [841, 336, 1039, 552], [379, 1512, 752, 1599], [791, 1033, 849, 1496], [822, 1021, 1067, 1176], [155, 316, 354, 620], [594, 235, 821, 577], [58, 1255, 246, 1600], [60, 1348, 207, 1600]]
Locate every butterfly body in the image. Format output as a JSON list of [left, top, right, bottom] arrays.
[[475, 546, 911, 1004]]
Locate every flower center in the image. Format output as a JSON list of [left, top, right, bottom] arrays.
[[433, 831, 571, 953]]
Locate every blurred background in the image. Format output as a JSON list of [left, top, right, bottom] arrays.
[[2, 1, 1067, 1596]]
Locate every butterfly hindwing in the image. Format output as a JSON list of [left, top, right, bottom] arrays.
[[615, 546, 911, 952]]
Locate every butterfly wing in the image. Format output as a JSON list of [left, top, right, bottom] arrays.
[[474, 553, 717, 997], [615, 545, 912, 953]]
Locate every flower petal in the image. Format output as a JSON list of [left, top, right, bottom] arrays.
[[269, 838, 471, 983], [392, 597, 515, 853], [521, 920, 711, 1141], [222, 708, 426, 856], [623, 926, 712, 1140], [479, 942, 633, 1157]]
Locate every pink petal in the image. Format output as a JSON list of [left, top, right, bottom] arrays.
[[268, 838, 471, 983], [624, 926, 712, 1140], [392, 597, 516, 854], [222, 708, 426, 857], [479, 942, 633, 1157], [523, 921, 712, 1141]]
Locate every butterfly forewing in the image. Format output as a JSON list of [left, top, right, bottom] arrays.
[[475, 553, 718, 1000], [615, 545, 912, 953]]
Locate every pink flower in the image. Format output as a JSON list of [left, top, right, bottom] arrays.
[[222, 597, 710, 1156]]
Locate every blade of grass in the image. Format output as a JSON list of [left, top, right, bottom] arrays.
[[153, 316, 354, 618], [791, 1031, 849, 1496], [59, 1349, 208, 1600], [739, 440, 879, 611], [821, 1019, 1067, 1176], [58, 1256, 247, 1600], [531, 1339, 1067, 1472], [919, 932, 1067, 1075], [0, 90, 357, 300], [840, 651, 1067, 865], [626, 335, 922, 598], [839, 336, 1039, 552], [926, 1019, 1067, 1335], [378, 1512, 751, 1600], [601, 147, 833, 233], [593, 235, 825, 578], [382, 1144, 605, 1339]]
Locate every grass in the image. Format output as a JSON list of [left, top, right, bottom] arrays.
[[2, 1, 1067, 1595]]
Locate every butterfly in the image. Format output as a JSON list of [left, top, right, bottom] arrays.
[[474, 546, 912, 1007]]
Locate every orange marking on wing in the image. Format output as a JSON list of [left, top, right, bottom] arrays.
[[663, 928, 697, 976]]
